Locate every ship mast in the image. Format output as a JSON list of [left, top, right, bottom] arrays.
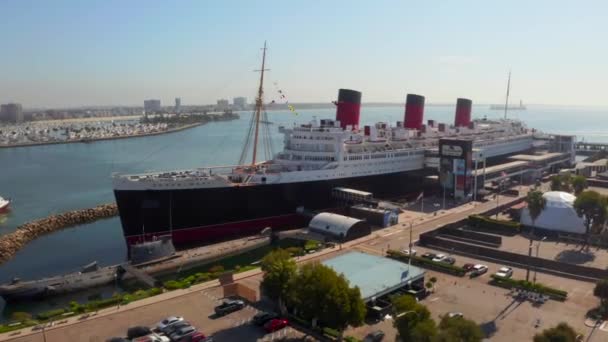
[[503, 71, 511, 119], [251, 41, 269, 166]]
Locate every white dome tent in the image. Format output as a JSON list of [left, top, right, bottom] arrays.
[[520, 191, 585, 234]]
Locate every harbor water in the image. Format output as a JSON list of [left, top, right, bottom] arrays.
[[0, 104, 607, 285]]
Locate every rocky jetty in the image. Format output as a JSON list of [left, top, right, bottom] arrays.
[[0, 203, 118, 264]]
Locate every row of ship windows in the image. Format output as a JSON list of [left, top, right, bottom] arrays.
[[152, 182, 212, 187], [292, 135, 334, 141], [344, 150, 424, 161], [289, 155, 335, 161]]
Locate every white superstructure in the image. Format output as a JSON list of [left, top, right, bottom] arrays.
[[113, 117, 536, 191]]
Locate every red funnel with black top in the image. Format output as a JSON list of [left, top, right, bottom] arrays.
[[454, 98, 472, 127], [404, 94, 425, 130], [335, 89, 361, 129]]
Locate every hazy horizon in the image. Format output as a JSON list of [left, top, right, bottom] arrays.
[[2, 0, 607, 108]]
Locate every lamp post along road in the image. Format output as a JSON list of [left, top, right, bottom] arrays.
[[533, 236, 547, 284]]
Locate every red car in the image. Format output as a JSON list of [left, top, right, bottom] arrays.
[[264, 318, 288, 332]]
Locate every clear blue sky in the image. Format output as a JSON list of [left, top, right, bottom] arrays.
[[1, 0, 606, 108]]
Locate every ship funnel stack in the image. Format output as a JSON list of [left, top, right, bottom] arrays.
[[404, 94, 425, 130], [454, 98, 472, 127], [335, 89, 361, 130]]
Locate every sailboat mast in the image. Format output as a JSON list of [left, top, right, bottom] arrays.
[[251, 41, 268, 166], [503, 71, 511, 119]]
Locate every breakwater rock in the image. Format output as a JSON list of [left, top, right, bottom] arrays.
[[0, 203, 118, 264]]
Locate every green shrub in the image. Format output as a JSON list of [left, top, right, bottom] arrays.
[[489, 274, 568, 300], [208, 265, 225, 273], [387, 250, 466, 276], [147, 287, 162, 296], [468, 215, 521, 234], [10, 312, 32, 323], [197, 272, 211, 282], [344, 337, 362, 342], [323, 327, 340, 338], [36, 308, 66, 320], [285, 246, 305, 256], [164, 280, 181, 290], [93, 295, 122, 309], [304, 240, 321, 251]]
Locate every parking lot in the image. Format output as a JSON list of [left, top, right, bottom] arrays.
[[348, 242, 606, 342], [6, 286, 307, 342]]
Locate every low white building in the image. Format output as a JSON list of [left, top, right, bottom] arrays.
[[308, 212, 371, 241], [520, 191, 585, 234]]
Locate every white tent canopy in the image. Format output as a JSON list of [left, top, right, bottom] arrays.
[[520, 191, 585, 234]]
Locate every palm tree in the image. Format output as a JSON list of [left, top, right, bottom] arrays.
[[526, 190, 546, 281], [574, 190, 608, 247]]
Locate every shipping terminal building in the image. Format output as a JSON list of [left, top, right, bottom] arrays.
[[113, 88, 576, 248]]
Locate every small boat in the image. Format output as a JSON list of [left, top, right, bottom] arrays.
[[0, 196, 10, 213]]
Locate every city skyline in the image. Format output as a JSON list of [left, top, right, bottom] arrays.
[[1, 0, 607, 108]]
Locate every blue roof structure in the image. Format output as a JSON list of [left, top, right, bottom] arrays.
[[322, 251, 425, 301]]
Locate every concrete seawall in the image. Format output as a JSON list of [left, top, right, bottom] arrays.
[[0, 203, 118, 264]]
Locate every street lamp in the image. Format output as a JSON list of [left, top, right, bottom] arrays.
[[533, 236, 547, 285]]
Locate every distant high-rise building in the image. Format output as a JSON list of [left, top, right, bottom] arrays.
[[0, 103, 24, 123], [233, 97, 247, 110], [217, 99, 229, 110], [144, 99, 162, 113], [175, 97, 181, 113]]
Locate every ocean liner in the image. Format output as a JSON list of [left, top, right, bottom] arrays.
[[113, 44, 535, 247]]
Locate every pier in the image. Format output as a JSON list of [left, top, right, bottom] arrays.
[[576, 141, 608, 156]]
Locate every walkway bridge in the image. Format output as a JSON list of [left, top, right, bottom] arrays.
[[118, 264, 160, 288]]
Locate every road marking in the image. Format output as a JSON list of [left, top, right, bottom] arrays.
[[429, 297, 440, 302], [382, 231, 399, 237]]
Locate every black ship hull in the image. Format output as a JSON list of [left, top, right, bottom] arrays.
[[115, 170, 434, 247]]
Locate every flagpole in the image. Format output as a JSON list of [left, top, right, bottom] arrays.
[[421, 192, 424, 213], [408, 222, 413, 271]]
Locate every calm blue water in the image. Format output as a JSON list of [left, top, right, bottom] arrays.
[[0, 104, 607, 284]]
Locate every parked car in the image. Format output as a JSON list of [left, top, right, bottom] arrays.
[[161, 321, 191, 336], [402, 248, 417, 256], [432, 254, 447, 262], [462, 263, 475, 272], [127, 326, 153, 340], [421, 252, 437, 260], [264, 318, 289, 333], [214, 299, 245, 316], [442, 256, 456, 265], [495, 267, 513, 278], [168, 326, 197, 341], [252, 312, 278, 326], [156, 316, 184, 332], [470, 264, 488, 277], [447, 312, 464, 318], [363, 330, 385, 342]]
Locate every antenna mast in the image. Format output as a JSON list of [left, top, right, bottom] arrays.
[[503, 71, 511, 119], [251, 41, 269, 166]]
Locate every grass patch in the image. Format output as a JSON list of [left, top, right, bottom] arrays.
[[468, 215, 521, 235], [489, 274, 568, 300]]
